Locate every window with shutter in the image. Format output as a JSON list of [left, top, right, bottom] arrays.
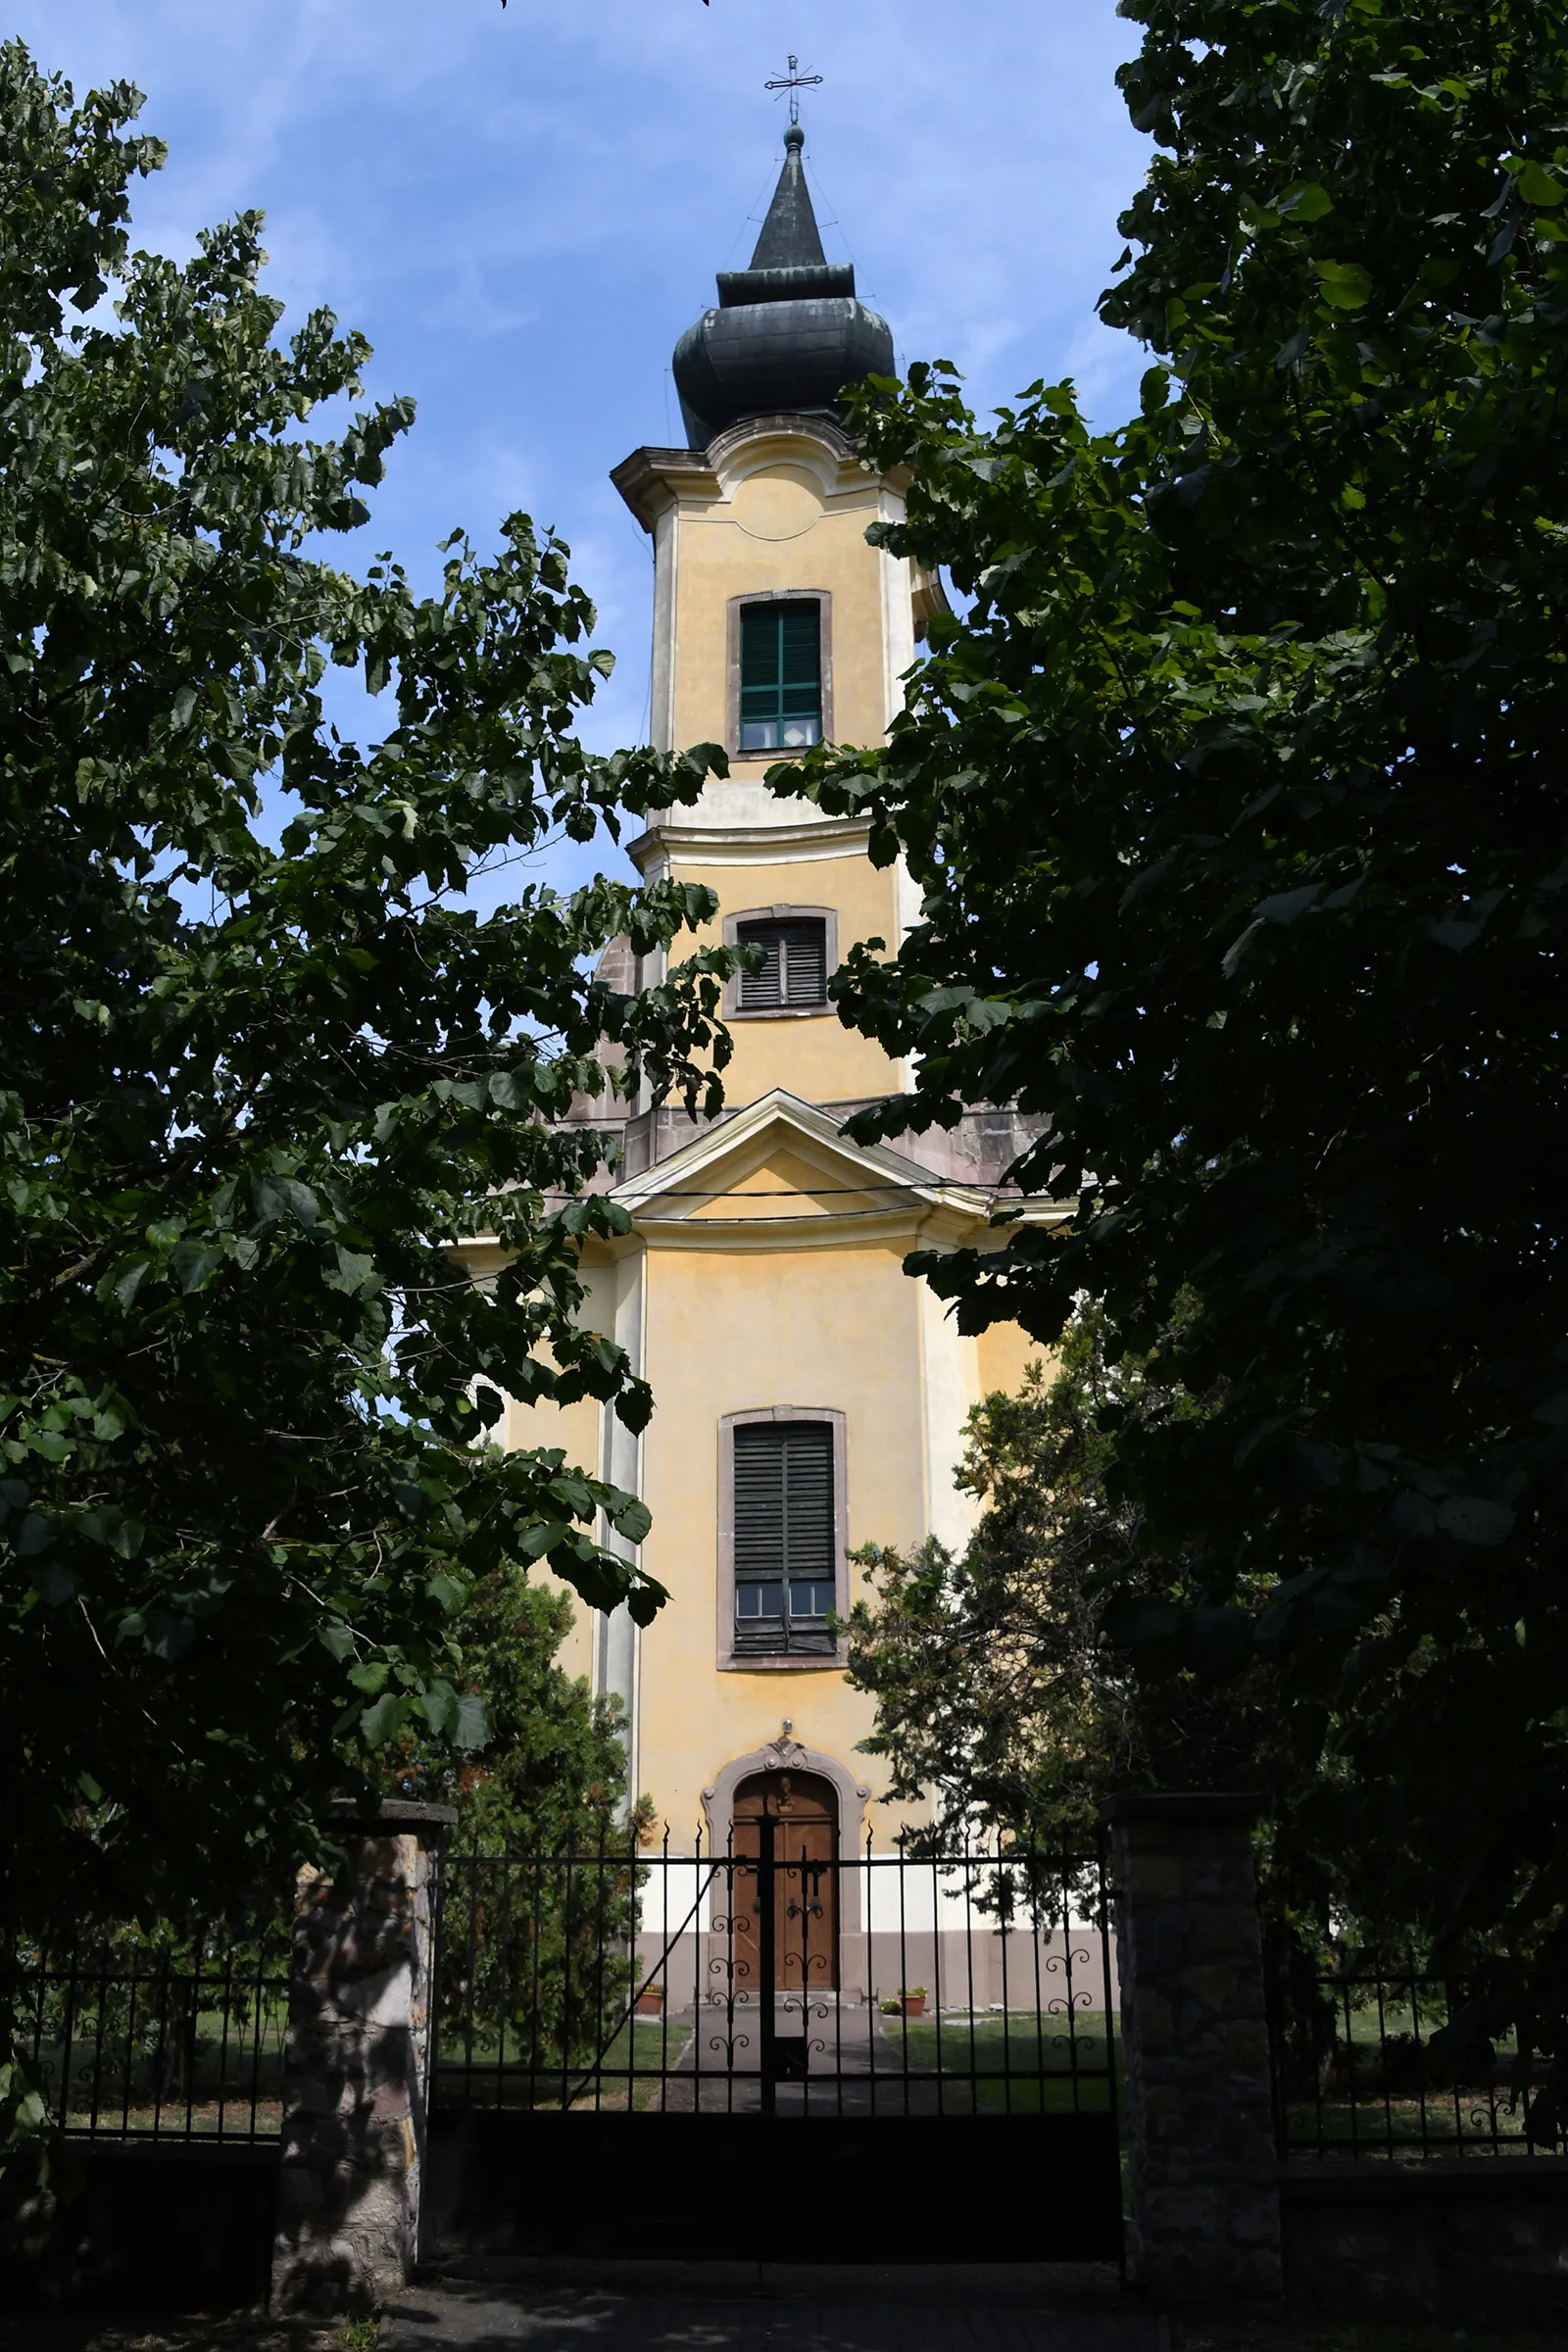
[[739, 601, 822, 752], [732, 1421, 837, 1656], [736, 916, 827, 1010]]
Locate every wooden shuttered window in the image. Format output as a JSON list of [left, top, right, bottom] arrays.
[[739, 601, 822, 752], [732, 1421, 837, 1656], [736, 915, 827, 1010]]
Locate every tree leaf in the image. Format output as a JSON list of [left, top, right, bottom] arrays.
[[359, 1691, 407, 1746], [1434, 1496, 1515, 1546], [609, 1496, 652, 1545], [1277, 181, 1334, 220], [170, 1240, 221, 1294], [1314, 258, 1373, 308], [452, 1691, 490, 1751], [1513, 158, 1566, 207]]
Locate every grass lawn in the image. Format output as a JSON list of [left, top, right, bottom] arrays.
[[878, 2008, 1117, 2112], [1281, 2098, 1534, 2156], [1281, 1991, 1533, 2157], [428, 2013, 692, 2108]]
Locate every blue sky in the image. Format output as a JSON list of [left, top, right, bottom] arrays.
[[19, 1, 1152, 892]]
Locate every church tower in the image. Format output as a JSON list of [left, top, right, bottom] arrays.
[[491, 119, 1047, 1848], [611, 121, 929, 1168]]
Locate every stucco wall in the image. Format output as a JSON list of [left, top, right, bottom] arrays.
[[667, 470, 902, 756], [675, 845, 902, 1107], [502, 1387, 601, 1693], [502, 1260, 617, 1690], [635, 1230, 927, 1834], [976, 1322, 1049, 1403], [484, 1197, 1038, 1834]]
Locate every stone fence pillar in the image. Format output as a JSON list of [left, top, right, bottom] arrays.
[[270, 1797, 456, 2318], [1103, 1792, 1282, 2310]]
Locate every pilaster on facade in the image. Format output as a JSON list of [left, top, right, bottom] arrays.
[[593, 1243, 646, 1786]]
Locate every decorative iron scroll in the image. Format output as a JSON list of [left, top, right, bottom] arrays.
[[429, 1829, 1118, 2121]]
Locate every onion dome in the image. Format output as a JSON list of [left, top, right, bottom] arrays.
[[672, 124, 895, 449]]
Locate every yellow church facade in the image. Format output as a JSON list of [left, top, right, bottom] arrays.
[[476, 125, 1055, 1856]]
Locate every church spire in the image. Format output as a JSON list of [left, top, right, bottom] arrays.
[[669, 108, 894, 451], [748, 125, 827, 272]]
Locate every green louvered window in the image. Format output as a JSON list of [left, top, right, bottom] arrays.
[[732, 1421, 837, 1656], [739, 601, 822, 753]]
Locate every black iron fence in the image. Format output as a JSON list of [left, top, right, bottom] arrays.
[[431, 1828, 1118, 2120], [1270, 1943, 1552, 2160], [15, 1925, 290, 2143]]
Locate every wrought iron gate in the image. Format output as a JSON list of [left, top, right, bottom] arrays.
[[424, 1827, 1123, 2263]]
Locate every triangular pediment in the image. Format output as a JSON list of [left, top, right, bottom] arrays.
[[612, 1090, 988, 1223]]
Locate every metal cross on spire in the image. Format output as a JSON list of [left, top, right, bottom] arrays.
[[764, 54, 823, 126]]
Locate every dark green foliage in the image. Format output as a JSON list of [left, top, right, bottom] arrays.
[[390, 1570, 645, 1856], [845, 1311, 1288, 1855], [16, 1917, 289, 2159], [0, 41, 735, 1952], [771, 0, 1568, 2032], [391, 1574, 650, 2092]]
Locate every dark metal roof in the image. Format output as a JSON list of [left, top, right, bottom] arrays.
[[716, 262, 855, 310], [671, 123, 894, 450], [748, 123, 826, 270]]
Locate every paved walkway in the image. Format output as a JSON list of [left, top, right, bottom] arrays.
[[382, 2262, 1163, 2352]]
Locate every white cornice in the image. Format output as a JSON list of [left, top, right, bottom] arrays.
[[627, 816, 872, 875], [456, 1194, 1068, 1266], [705, 412, 858, 471], [457, 1093, 1073, 1257], [632, 1206, 964, 1253], [611, 445, 719, 532], [612, 415, 906, 533]]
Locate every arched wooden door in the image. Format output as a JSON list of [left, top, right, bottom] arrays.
[[730, 1769, 838, 1994]]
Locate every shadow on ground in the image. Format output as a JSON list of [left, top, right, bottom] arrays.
[[382, 2260, 1156, 2352]]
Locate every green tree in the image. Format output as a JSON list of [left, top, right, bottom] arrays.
[[773, 0, 1568, 2061], [846, 1312, 1348, 2086], [0, 41, 733, 1962], [845, 1310, 1287, 1857], [390, 1573, 654, 2094], [391, 1569, 646, 1856], [407, 1573, 658, 2082]]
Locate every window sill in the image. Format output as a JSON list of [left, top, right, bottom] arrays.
[[728, 1003, 832, 1021], [716, 1650, 848, 1674]]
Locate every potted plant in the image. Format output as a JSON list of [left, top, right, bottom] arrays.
[[878, 1985, 927, 2019], [635, 1984, 665, 2017]]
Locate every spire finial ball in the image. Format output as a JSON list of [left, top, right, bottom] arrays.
[[784, 122, 805, 151]]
